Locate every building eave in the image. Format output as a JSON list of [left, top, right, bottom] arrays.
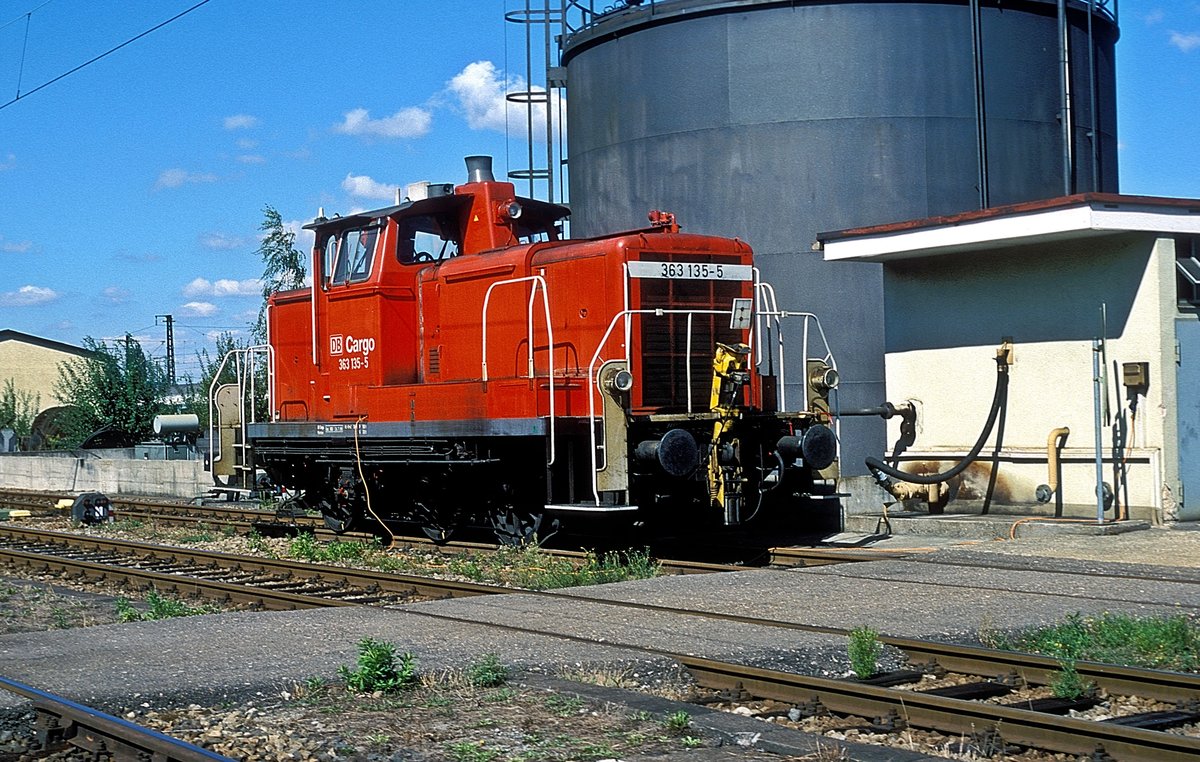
[[819, 194, 1200, 263]]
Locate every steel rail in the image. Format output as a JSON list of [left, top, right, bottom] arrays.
[[680, 656, 1200, 761], [0, 676, 234, 761], [0, 526, 501, 604], [4, 526, 1199, 757], [0, 546, 344, 610], [6, 524, 1199, 705], [395, 604, 1200, 761], [889, 636, 1200, 703]]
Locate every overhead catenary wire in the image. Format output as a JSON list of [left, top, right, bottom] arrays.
[[0, 0, 53, 33], [0, 0, 213, 112]]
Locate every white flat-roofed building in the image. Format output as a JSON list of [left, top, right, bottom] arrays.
[[820, 194, 1200, 524]]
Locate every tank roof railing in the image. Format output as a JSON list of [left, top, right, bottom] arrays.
[[562, 0, 657, 36], [562, 0, 1116, 39]]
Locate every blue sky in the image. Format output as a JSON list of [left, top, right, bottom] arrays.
[[1, 1, 1198, 382]]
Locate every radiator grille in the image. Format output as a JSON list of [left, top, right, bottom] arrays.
[[637, 274, 743, 410]]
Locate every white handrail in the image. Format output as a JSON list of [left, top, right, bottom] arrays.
[[207, 345, 272, 478], [480, 275, 556, 465], [586, 307, 730, 504]]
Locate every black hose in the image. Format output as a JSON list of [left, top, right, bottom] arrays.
[[980, 378, 1008, 514], [865, 358, 1009, 485]]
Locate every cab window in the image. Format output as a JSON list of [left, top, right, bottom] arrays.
[[331, 225, 380, 284], [396, 215, 458, 264], [321, 235, 338, 285]]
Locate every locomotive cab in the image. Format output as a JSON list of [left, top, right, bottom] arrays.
[[213, 156, 839, 543]]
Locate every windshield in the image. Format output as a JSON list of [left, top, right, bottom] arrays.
[[330, 225, 380, 284]]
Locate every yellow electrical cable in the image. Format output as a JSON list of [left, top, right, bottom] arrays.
[[354, 415, 394, 550]]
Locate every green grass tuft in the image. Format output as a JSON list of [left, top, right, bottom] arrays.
[[115, 591, 217, 622], [984, 612, 1200, 672], [339, 638, 418, 694], [848, 625, 881, 679]]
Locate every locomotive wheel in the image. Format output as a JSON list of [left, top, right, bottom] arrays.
[[492, 509, 557, 547], [414, 500, 459, 545], [320, 497, 357, 534]]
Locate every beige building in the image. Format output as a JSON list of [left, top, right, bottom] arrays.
[[0, 330, 93, 414], [821, 194, 1200, 524]]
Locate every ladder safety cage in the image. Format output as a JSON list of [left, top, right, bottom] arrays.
[[207, 345, 274, 479], [480, 274, 557, 465]]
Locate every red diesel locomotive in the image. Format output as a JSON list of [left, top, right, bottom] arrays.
[[210, 156, 839, 542]]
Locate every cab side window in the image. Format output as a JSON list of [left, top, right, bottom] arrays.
[[331, 226, 380, 284], [321, 235, 338, 287]]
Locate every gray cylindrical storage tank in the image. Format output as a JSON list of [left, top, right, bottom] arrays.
[[562, 0, 1118, 476]]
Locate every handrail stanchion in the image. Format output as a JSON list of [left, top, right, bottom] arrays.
[[481, 275, 556, 465]]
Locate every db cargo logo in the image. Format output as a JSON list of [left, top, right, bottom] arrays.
[[329, 335, 344, 355]]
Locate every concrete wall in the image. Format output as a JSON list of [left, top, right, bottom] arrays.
[[0, 451, 212, 499], [879, 232, 1175, 521]]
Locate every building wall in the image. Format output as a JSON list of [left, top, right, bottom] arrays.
[[0, 337, 86, 412], [879, 232, 1175, 520]]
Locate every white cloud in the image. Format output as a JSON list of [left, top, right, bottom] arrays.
[[199, 232, 246, 251], [0, 153, 14, 170], [224, 114, 260, 130], [1169, 31, 1200, 52], [1, 239, 32, 253], [155, 168, 218, 190], [236, 138, 258, 149], [1145, 9, 1165, 25], [181, 301, 218, 317], [183, 277, 261, 297], [284, 219, 316, 258], [342, 173, 398, 201], [446, 60, 563, 140], [333, 106, 432, 139], [237, 154, 267, 165], [103, 286, 129, 303], [0, 285, 58, 306]]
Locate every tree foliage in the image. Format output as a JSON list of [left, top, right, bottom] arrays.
[[0, 379, 39, 439], [254, 205, 307, 343], [180, 332, 247, 429], [53, 335, 168, 448]]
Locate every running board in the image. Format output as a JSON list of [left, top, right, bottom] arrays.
[[543, 503, 638, 513]]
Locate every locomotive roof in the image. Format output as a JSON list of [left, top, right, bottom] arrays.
[[303, 190, 570, 241]]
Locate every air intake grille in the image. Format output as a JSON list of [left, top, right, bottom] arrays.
[[637, 275, 743, 410]]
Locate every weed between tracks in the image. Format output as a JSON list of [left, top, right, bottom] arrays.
[[982, 611, 1200, 673], [277, 530, 662, 590]]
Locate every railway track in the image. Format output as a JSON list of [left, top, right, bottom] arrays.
[[3, 523, 1199, 758], [0, 525, 500, 609], [1, 487, 916, 571], [399, 604, 1200, 761], [0, 676, 233, 761]]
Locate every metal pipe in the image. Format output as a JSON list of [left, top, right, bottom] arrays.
[[1087, 0, 1099, 190], [1092, 338, 1105, 523], [1058, 0, 1074, 195], [969, 0, 989, 208]]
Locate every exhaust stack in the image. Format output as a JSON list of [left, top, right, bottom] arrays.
[[465, 155, 495, 183]]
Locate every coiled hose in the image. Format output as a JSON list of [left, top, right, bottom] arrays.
[[865, 357, 1009, 485]]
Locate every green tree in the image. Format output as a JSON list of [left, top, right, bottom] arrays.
[[0, 379, 39, 439], [253, 205, 307, 343], [53, 335, 168, 447]]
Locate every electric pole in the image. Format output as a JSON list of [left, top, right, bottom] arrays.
[[156, 314, 175, 384]]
